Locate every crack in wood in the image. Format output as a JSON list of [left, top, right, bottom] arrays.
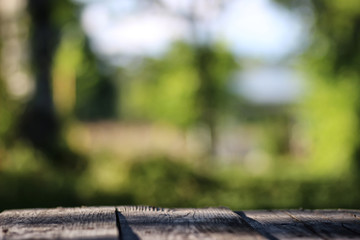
[[342, 223, 360, 235], [285, 211, 328, 240]]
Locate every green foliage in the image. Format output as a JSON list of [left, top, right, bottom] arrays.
[[1, 153, 360, 211], [122, 157, 219, 207], [299, 73, 359, 176], [0, 142, 81, 210], [52, 0, 79, 26], [123, 42, 199, 127], [310, 1, 360, 75], [0, 61, 20, 149], [123, 41, 237, 129], [52, 24, 83, 116], [303, 1, 360, 174], [0, 83, 15, 144], [275, 0, 360, 174], [194, 43, 238, 123], [75, 40, 118, 120]]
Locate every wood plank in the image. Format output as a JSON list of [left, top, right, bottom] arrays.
[[242, 209, 360, 240], [240, 210, 322, 240], [116, 206, 265, 240], [286, 209, 360, 239], [0, 207, 118, 240], [2, 206, 359, 240]]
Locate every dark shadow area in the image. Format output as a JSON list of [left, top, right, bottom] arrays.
[[116, 209, 140, 240], [236, 211, 279, 240]]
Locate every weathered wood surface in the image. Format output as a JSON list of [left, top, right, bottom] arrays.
[[116, 206, 264, 240], [0, 207, 118, 240], [241, 209, 360, 240], [1, 207, 360, 239]]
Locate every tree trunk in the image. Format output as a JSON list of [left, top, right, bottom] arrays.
[[20, 0, 60, 157]]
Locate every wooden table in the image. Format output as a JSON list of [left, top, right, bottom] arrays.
[[1, 206, 360, 239]]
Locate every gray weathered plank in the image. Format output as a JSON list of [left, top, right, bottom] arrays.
[[240, 210, 322, 240], [116, 206, 265, 240], [242, 209, 360, 240], [287, 209, 360, 239], [0, 207, 118, 240], [2, 207, 360, 240]]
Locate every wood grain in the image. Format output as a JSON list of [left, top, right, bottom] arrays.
[[287, 209, 360, 239], [1, 207, 360, 239], [116, 206, 265, 240], [240, 210, 321, 240], [242, 209, 360, 240], [0, 207, 118, 240]]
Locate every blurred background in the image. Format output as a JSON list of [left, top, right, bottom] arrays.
[[1, 0, 360, 211]]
